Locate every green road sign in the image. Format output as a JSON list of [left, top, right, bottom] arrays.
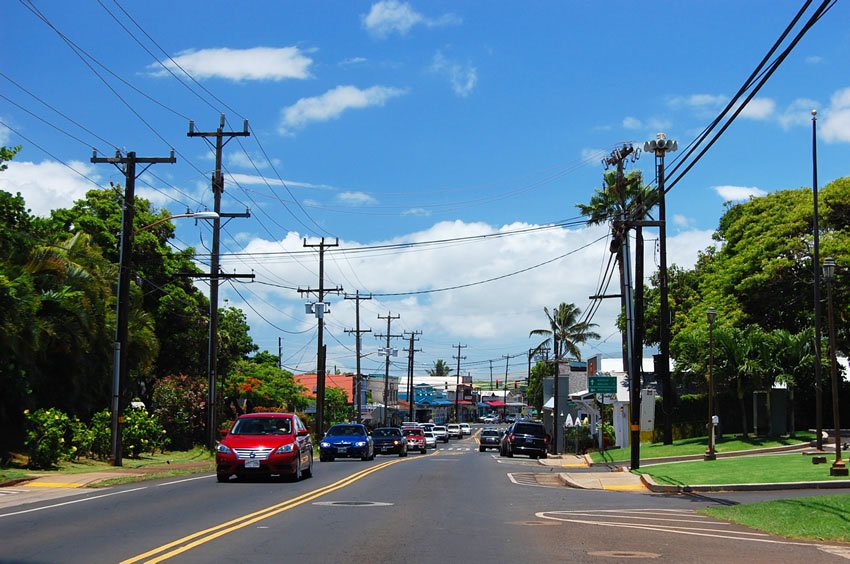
[[588, 376, 617, 394]]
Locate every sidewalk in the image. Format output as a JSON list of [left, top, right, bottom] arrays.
[[534, 450, 850, 493]]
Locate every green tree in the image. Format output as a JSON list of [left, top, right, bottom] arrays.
[[224, 360, 307, 413], [529, 302, 600, 361], [324, 387, 350, 426], [426, 359, 453, 377], [526, 360, 555, 413]]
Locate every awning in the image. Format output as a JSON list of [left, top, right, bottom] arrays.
[[485, 400, 507, 408]]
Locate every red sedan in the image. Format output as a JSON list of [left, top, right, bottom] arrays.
[[216, 413, 313, 482], [402, 427, 428, 454]]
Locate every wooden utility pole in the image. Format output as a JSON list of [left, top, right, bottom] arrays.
[[188, 115, 253, 449], [453, 343, 467, 423], [299, 238, 342, 436], [404, 331, 422, 421], [376, 312, 401, 425], [91, 149, 176, 466], [345, 291, 372, 423]]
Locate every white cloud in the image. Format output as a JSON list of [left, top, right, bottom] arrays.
[[581, 148, 607, 163], [227, 151, 277, 170], [401, 207, 431, 217], [779, 98, 818, 129], [228, 219, 715, 369], [736, 97, 775, 120], [622, 116, 671, 133], [337, 191, 377, 206], [821, 87, 850, 143], [279, 85, 407, 134], [362, 1, 461, 38], [2, 160, 100, 216], [672, 214, 693, 229], [227, 172, 336, 191], [340, 57, 368, 66], [0, 120, 11, 146], [668, 94, 727, 109], [805, 55, 823, 64], [713, 185, 767, 201], [622, 117, 642, 129], [430, 51, 477, 97], [149, 47, 313, 81]]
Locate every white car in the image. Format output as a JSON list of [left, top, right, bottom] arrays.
[[432, 426, 449, 443], [423, 431, 437, 449], [460, 423, 471, 436], [446, 424, 462, 439]]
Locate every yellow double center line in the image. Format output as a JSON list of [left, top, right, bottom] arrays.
[[123, 455, 425, 563]]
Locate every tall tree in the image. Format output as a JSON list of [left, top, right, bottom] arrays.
[[529, 302, 600, 361], [426, 359, 452, 377]]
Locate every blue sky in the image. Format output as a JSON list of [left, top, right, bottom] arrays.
[[2, 1, 849, 381]]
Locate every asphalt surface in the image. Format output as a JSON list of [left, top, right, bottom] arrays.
[[1, 426, 849, 563]]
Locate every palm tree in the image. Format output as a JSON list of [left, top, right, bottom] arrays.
[[426, 359, 452, 377], [529, 303, 600, 361]]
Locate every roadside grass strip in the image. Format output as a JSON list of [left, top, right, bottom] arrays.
[[700, 493, 850, 543], [590, 433, 815, 464], [121, 454, 431, 563], [635, 454, 850, 486]]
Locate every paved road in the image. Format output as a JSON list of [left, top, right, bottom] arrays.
[[1, 427, 848, 563]]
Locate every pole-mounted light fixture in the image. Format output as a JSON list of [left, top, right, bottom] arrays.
[[822, 257, 847, 476], [705, 307, 717, 461]]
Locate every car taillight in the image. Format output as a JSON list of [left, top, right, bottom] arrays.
[[543, 435, 550, 445], [508, 434, 515, 443]]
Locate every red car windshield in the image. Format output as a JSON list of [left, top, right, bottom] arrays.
[[403, 429, 423, 437], [232, 417, 291, 435]]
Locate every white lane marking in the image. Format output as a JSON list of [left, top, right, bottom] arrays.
[[158, 474, 215, 487], [557, 512, 732, 526], [536, 511, 839, 548], [0, 487, 148, 519], [818, 546, 850, 560]]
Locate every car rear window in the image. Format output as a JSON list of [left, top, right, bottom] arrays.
[[481, 430, 500, 437], [513, 423, 546, 436], [372, 428, 400, 438]]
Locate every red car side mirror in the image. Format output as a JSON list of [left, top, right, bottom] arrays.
[[219, 429, 229, 438]]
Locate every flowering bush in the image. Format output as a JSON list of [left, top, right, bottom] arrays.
[[151, 374, 207, 450], [89, 408, 112, 460], [24, 408, 73, 469], [122, 405, 168, 458]]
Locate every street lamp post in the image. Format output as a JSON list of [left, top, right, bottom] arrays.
[[812, 109, 825, 451], [705, 307, 717, 461], [822, 258, 848, 476]]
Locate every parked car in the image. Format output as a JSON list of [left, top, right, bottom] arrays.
[[505, 414, 517, 424], [420, 423, 435, 433], [478, 428, 501, 451], [371, 427, 408, 456], [402, 427, 428, 453], [500, 421, 549, 459], [432, 425, 449, 443], [481, 415, 496, 424], [319, 423, 374, 462], [423, 431, 437, 449], [446, 424, 462, 439], [459, 423, 471, 436], [216, 413, 313, 482]]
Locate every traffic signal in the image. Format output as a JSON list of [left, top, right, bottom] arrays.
[[514, 381, 518, 389], [496, 380, 500, 388]]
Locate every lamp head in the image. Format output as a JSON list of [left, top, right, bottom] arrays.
[[823, 257, 836, 282], [707, 307, 716, 324]]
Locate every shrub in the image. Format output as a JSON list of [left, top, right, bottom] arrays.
[[89, 408, 112, 459], [69, 416, 94, 460], [151, 374, 207, 450], [24, 408, 72, 469], [122, 406, 168, 458]]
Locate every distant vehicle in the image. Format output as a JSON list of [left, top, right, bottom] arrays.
[[420, 423, 435, 433], [319, 423, 374, 462], [482, 415, 496, 424], [402, 427, 428, 453], [459, 423, 471, 436], [372, 427, 408, 456], [505, 414, 516, 424], [500, 421, 549, 459], [216, 413, 313, 482], [432, 425, 449, 443], [422, 431, 437, 449], [401, 421, 420, 428], [446, 424, 462, 439], [478, 428, 501, 452]]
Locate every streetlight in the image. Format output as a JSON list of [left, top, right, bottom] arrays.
[[822, 258, 848, 476], [644, 132, 678, 445], [110, 210, 218, 466], [705, 307, 717, 461], [812, 109, 825, 451]]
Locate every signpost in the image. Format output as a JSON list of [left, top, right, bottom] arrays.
[[589, 376, 617, 394]]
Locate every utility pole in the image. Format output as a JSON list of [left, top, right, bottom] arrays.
[[812, 109, 824, 451], [376, 312, 401, 425], [552, 333, 560, 455], [489, 360, 494, 392], [91, 149, 175, 466], [299, 237, 342, 436], [453, 343, 467, 423], [345, 291, 372, 424], [188, 115, 252, 450], [278, 337, 283, 370], [502, 355, 510, 422], [404, 331, 422, 422]]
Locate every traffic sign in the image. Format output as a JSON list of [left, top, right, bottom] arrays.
[[588, 376, 617, 394]]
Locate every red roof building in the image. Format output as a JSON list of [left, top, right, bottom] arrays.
[[293, 373, 355, 402]]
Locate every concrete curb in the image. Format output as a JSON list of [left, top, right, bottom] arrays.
[[587, 442, 811, 468], [639, 473, 850, 493]]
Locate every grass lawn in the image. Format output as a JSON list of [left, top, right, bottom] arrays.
[[701, 494, 850, 543], [635, 453, 850, 485], [1, 447, 214, 485], [589, 432, 814, 463]]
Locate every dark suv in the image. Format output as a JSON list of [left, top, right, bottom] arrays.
[[500, 421, 549, 459]]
